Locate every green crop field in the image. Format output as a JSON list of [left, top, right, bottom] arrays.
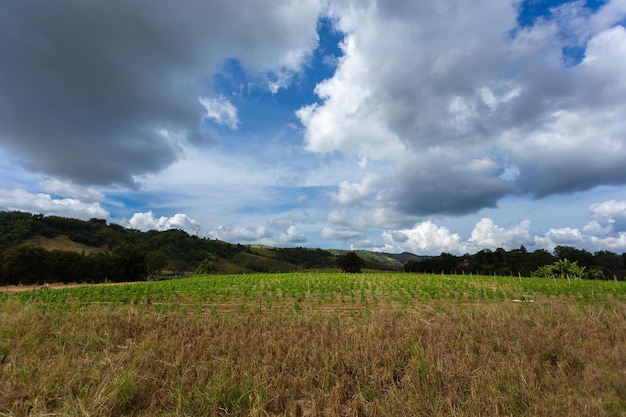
[[3, 272, 626, 312], [1, 273, 626, 416]]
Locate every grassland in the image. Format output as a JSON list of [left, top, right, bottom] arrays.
[[1, 272, 625, 416], [29, 235, 109, 255]]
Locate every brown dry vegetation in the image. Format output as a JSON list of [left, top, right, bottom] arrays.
[[30, 235, 108, 255], [1, 299, 625, 417]]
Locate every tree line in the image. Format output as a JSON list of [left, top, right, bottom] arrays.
[[0, 212, 337, 285], [2, 212, 625, 284], [403, 245, 626, 280], [0, 243, 147, 285]]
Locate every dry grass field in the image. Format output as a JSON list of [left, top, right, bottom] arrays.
[[29, 235, 108, 255], [1, 273, 625, 416]]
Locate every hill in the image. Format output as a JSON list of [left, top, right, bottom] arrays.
[[0, 211, 419, 284], [2, 211, 625, 284], [29, 235, 108, 254], [328, 249, 429, 270]]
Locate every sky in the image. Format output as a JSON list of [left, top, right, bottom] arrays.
[[1, 0, 626, 256]]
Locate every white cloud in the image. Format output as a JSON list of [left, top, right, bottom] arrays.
[[330, 174, 380, 205], [553, 0, 626, 44], [39, 177, 105, 203], [588, 233, 626, 252], [4, 1, 626, 258], [579, 199, 626, 238], [199, 96, 240, 130], [534, 227, 626, 253], [589, 199, 626, 218], [468, 218, 532, 249], [581, 220, 613, 236], [517, 195, 626, 252], [128, 211, 200, 233], [273, 224, 307, 245], [382, 220, 466, 256], [0, 188, 109, 220], [213, 225, 269, 241], [321, 226, 366, 241], [382, 199, 626, 255], [297, 0, 626, 219], [322, 208, 371, 242], [211, 219, 307, 246], [588, 199, 626, 232]]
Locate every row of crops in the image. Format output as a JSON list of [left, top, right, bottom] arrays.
[[2, 272, 625, 312]]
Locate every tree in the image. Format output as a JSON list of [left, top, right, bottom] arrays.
[[145, 250, 167, 278], [554, 246, 593, 267], [337, 252, 365, 273], [1, 245, 50, 285], [195, 258, 215, 275], [532, 258, 587, 280], [111, 242, 147, 282]]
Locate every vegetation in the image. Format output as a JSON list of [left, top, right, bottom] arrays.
[[405, 245, 626, 280], [532, 258, 588, 280], [4, 271, 625, 307], [2, 211, 626, 287], [0, 212, 338, 285], [336, 251, 366, 273], [2, 213, 625, 415], [1, 272, 625, 416]]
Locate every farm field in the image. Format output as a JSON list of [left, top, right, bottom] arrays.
[[1, 272, 626, 416]]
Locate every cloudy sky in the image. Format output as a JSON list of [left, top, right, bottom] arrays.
[[1, 0, 626, 255]]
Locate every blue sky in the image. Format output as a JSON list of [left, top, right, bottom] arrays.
[[1, 0, 626, 255]]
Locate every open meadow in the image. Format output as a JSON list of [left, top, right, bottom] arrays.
[[1, 272, 626, 416]]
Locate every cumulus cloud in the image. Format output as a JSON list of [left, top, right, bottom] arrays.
[[382, 200, 626, 255], [213, 225, 270, 242], [272, 220, 308, 246], [534, 227, 626, 253], [588, 199, 626, 232], [199, 96, 240, 130], [299, 0, 626, 216], [3, 0, 626, 257], [468, 218, 532, 249], [532, 199, 626, 252], [321, 226, 366, 241], [0, 189, 109, 220], [39, 178, 105, 204], [211, 219, 307, 246], [329, 174, 381, 205], [382, 218, 534, 256], [382, 221, 466, 256], [320, 209, 370, 243], [128, 211, 201, 233], [534, 227, 585, 250], [0, 0, 322, 186]]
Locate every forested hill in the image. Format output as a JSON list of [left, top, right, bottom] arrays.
[[2, 211, 625, 285], [0, 211, 408, 285]]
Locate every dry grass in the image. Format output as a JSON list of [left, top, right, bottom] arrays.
[[29, 235, 108, 255], [1, 299, 625, 416]]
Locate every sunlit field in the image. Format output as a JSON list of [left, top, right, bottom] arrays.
[[1, 272, 625, 416]]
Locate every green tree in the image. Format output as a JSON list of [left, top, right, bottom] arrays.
[[1, 245, 49, 285], [194, 258, 215, 275], [337, 252, 365, 273], [532, 258, 587, 280], [554, 246, 593, 267], [111, 242, 147, 282], [145, 250, 167, 278]]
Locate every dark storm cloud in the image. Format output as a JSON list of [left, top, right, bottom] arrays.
[[392, 155, 516, 216], [0, 0, 321, 186]]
